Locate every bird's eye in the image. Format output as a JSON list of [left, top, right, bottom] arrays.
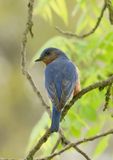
[[46, 51, 50, 56]]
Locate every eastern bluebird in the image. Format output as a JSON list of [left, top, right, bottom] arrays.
[[35, 48, 80, 132]]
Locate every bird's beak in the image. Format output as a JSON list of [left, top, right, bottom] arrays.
[[35, 58, 42, 62]]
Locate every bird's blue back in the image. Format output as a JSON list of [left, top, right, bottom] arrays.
[[45, 56, 78, 108]]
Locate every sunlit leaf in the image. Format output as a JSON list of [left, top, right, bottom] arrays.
[[86, 124, 103, 137], [50, 0, 68, 24], [93, 136, 110, 159], [34, 0, 68, 24]]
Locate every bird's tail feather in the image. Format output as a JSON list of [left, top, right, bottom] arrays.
[[50, 105, 61, 132]]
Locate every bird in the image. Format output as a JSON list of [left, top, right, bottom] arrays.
[[35, 47, 80, 132]]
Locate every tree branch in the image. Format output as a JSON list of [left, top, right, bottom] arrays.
[[52, 129, 91, 160], [56, 1, 107, 38], [51, 136, 61, 154], [61, 75, 113, 119], [60, 132, 91, 160], [37, 129, 113, 160], [20, 0, 51, 116], [26, 129, 51, 160]]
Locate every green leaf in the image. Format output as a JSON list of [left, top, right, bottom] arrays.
[[33, 0, 52, 22], [80, 103, 97, 121], [34, 0, 68, 24], [93, 136, 110, 159], [50, 0, 68, 24], [71, 110, 89, 129], [86, 124, 103, 137]]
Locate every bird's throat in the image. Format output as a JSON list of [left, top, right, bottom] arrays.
[[42, 54, 58, 65]]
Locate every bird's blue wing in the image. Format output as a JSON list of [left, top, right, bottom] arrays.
[[59, 62, 78, 109], [45, 59, 78, 110], [46, 81, 59, 107]]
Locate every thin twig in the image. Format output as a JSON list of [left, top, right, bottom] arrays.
[[51, 136, 61, 154], [24, 72, 51, 116], [20, 0, 51, 116], [74, 146, 91, 160], [60, 132, 91, 160], [56, 2, 107, 38], [36, 129, 113, 160]]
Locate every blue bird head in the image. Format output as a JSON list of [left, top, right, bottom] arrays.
[[35, 47, 68, 65]]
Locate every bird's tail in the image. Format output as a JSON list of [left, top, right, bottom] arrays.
[[50, 105, 61, 132]]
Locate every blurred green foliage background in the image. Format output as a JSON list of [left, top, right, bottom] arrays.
[[0, 0, 113, 159]]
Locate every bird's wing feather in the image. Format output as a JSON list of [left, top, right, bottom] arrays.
[[46, 82, 59, 107], [45, 59, 78, 111], [58, 74, 78, 110]]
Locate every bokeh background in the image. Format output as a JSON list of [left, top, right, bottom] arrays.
[[0, 0, 113, 159]]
